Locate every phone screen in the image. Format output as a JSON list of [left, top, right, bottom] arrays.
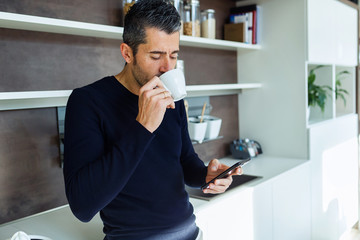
[[201, 158, 251, 190]]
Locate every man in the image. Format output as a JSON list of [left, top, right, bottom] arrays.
[[63, 0, 241, 239]]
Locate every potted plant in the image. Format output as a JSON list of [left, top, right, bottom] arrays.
[[307, 65, 350, 118], [335, 70, 350, 106], [307, 65, 332, 113]]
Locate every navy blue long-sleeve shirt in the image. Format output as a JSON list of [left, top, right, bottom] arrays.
[[63, 76, 207, 238]]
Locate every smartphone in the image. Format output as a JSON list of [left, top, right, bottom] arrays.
[[201, 158, 251, 190]]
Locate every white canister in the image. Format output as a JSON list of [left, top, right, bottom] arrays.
[[188, 117, 208, 143], [201, 9, 216, 39], [202, 115, 222, 139]]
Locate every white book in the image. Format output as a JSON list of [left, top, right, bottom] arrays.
[[248, 12, 253, 44], [234, 13, 249, 43]]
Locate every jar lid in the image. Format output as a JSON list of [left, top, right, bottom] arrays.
[[188, 0, 199, 4], [201, 9, 215, 13]]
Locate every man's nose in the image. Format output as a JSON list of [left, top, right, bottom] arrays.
[[159, 57, 173, 73]]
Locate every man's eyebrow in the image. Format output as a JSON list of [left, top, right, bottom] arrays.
[[149, 50, 179, 54]]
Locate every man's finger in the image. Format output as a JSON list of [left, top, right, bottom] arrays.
[[140, 76, 165, 92]]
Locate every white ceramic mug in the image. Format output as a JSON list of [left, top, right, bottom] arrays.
[[159, 69, 187, 101]]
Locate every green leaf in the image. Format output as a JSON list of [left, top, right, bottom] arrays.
[[308, 74, 315, 84], [307, 65, 331, 112]]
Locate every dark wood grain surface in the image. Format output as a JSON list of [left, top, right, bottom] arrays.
[[0, 0, 238, 224], [0, 109, 67, 223]]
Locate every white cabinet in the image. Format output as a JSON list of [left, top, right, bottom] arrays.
[[252, 183, 273, 240], [195, 188, 256, 240], [272, 163, 311, 240], [307, 0, 358, 65], [238, 0, 358, 157], [307, 0, 358, 125], [307, 64, 356, 125], [195, 162, 311, 240], [309, 114, 358, 240], [236, 0, 358, 239]]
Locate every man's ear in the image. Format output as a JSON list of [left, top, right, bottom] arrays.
[[120, 43, 133, 64]]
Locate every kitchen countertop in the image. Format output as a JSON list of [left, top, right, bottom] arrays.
[[0, 155, 308, 240], [189, 155, 309, 211]]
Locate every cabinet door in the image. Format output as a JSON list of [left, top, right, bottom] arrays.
[[195, 188, 256, 240], [309, 114, 359, 240], [272, 163, 311, 240], [308, 0, 337, 63], [333, 1, 358, 65], [252, 182, 273, 240], [307, 0, 358, 65]]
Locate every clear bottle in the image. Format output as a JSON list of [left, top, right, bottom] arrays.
[[171, 0, 184, 35], [123, 0, 137, 25], [201, 9, 216, 39], [183, 0, 200, 37]]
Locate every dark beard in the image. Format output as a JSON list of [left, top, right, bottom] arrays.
[[132, 56, 147, 87], [132, 56, 161, 88]]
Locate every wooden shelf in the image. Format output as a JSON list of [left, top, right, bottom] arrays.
[[0, 11, 260, 51], [0, 83, 262, 111]]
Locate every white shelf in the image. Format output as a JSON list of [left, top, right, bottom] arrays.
[[0, 84, 262, 111], [186, 83, 262, 97], [180, 35, 260, 51], [0, 11, 262, 111], [0, 11, 260, 51], [0, 90, 72, 111], [0, 11, 123, 39]]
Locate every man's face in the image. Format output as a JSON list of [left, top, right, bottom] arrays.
[[131, 27, 180, 87]]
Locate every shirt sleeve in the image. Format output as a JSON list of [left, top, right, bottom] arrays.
[[178, 100, 208, 188], [63, 88, 154, 222]]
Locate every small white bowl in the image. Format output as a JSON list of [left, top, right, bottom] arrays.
[[197, 115, 222, 140], [188, 117, 208, 143]]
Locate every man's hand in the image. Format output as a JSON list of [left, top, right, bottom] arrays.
[[203, 159, 242, 194], [136, 77, 175, 133]]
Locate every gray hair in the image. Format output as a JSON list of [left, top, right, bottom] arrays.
[[123, 0, 181, 56]]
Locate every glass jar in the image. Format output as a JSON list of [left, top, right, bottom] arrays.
[[171, 0, 184, 35], [171, 0, 182, 12], [123, 0, 137, 24], [201, 9, 216, 39], [183, 0, 200, 37]]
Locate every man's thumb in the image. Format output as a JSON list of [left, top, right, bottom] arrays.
[[210, 159, 219, 171]]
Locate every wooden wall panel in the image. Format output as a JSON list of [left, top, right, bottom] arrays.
[[0, 0, 123, 26], [200, 0, 234, 39], [0, 29, 124, 92], [180, 46, 237, 85], [0, 109, 66, 224], [193, 95, 239, 161], [0, 0, 238, 224]]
